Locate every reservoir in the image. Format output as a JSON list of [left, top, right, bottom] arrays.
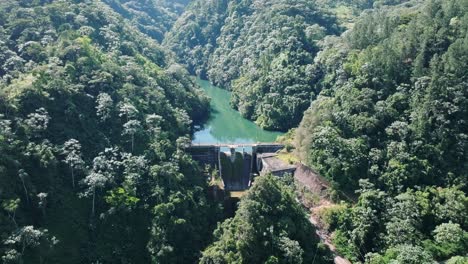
[[192, 79, 283, 144]]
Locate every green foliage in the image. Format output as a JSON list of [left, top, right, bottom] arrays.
[[423, 222, 468, 260], [331, 185, 468, 262], [1, 0, 466, 263], [446, 256, 468, 264], [164, 0, 230, 77], [365, 244, 434, 264], [102, 0, 192, 43], [297, 0, 468, 195], [0, 0, 214, 263], [295, 8, 468, 262], [166, 0, 341, 131], [316, 203, 348, 231], [104, 187, 139, 209], [200, 174, 333, 264]]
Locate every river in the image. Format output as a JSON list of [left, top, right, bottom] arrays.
[[192, 79, 283, 144]]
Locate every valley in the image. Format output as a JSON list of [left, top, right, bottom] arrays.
[[0, 0, 466, 264]]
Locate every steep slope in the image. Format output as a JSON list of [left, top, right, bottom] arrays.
[[200, 175, 333, 264], [166, 0, 341, 131], [103, 0, 192, 42], [295, 0, 467, 262], [166, 0, 414, 131], [0, 0, 216, 263], [164, 0, 230, 77]]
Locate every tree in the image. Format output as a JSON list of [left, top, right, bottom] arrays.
[[432, 187, 468, 227], [1, 198, 20, 227], [389, 244, 433, 264], [122, 119, 141, 153], [146, 114, 163, 139], [0, 0, 212, 262], [17, 169, 29, 204], [446, 256, 468, 264], [23, 108, 50, 136], [174, 108, 191, 134], [175, 136, 190, 153], [433, 222, 465, 245], [25, 140, 57, 169], [96, 92, 113, 122], [425, 222, 468, 259], [119, 102, 138, 122], [3, 226, 58, 264], [279, 235, 305, 264], [37, 193, 48, 217], [385, 191, 423, 247], [200, 174, 330, 264], [333, 180, 387, 261], [294, 0, 467, 261], [0, 114, 12, 140], [62, 139, 84, 188], [1, 249, 20, 264], [81, 172, 108, 217], [165, 0, 340, 130]]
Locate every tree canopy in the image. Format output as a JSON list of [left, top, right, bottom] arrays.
[[0, 0, 215, 262], [295, 0, 468, 262], [200, 175, 332, 264]]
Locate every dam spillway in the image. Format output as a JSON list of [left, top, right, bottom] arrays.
[[219, 151, 252, 191], [187, 143, 285, 191]]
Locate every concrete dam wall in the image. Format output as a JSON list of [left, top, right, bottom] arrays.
[[220, 151, 252, 191], [188, 143, 284, 191]]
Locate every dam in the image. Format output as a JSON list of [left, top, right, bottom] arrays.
[[190, 79, 293, 193], [188, 143, 293, 191]]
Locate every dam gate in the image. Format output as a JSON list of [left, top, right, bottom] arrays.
[[187, 143, 284, 191]]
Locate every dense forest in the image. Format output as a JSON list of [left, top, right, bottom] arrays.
[[1, 0, 467, 263], [200, 175, 332, 264], [102, 0, 191, 42], [164, 0, 414, 131], [295, 0, 468, 262], [165, 0, 341, 130], [0, 0, 215, 263]]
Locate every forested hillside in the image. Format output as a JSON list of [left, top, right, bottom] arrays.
[[103, 0, 192, 42], [1, 0, 467, 263], [0, 0, 216, 263], [165, 0, 341, 130], [295, 0, 468, 262], [165, 0, 415, 131], [200, 175, 331, 264]]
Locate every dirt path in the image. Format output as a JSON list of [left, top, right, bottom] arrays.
[[293, 163, 352, 264], [309, 205, 352, 264]]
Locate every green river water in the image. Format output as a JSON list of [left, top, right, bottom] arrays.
[[192, 79, 283, 144]]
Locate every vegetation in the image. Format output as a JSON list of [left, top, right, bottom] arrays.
[[102, 0, 192, 43], [165, 0, 341, 130], [1, 0, 466, 263], [165, 0, 415, 131], [200, 175, 332, 264], [0, 0, 216, 263], [295, 0, 468, 262]]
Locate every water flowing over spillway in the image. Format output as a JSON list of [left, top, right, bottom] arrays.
[[192, 79, 283, 144]]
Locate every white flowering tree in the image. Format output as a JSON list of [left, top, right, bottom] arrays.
[[2, 226, 58, 264], [122, 119, 141, 153], [37, 193, 48, 217], [23, 108, 50, 137], [81, 172, 108, 218], [62, 139, 84, 188], [96, 93, 113, 122]]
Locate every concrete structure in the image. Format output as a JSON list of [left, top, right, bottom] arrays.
[[257, 153, 296, 176], [188, 143, 286, 191]]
